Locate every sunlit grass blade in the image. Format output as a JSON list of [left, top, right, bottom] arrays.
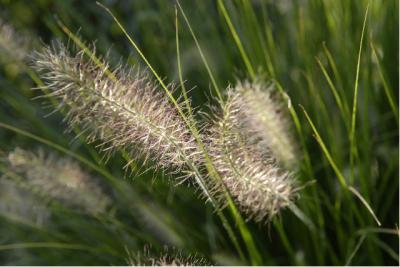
[[348, 186, 381, 226], [288, 204, 316, 232]]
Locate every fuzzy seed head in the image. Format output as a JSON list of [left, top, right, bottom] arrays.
[[207, 91, 297, 222], [31, 43, 200, 178], [127, 247, 211, 266], [233, 81, 298, 170], [6, 148, 111, 215]]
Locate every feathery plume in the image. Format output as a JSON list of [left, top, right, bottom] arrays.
[[206, 91, 297, 222], [232, 81, 298, 170], [0, 179, 50, 225], [31, 43, 200, 178], [5, 148, 110, 215]]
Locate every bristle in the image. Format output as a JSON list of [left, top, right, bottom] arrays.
[[6, 148, 111, 215], [31, 43, 201, 179]]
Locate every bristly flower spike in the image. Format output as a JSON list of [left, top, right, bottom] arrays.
[[126, 246, 211, 266], [5, 148, 111, 215], [31, 43, 201, 180], [206, 91, 298, 222]]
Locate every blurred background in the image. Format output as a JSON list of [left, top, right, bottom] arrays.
[[0, 0, 398, 265]]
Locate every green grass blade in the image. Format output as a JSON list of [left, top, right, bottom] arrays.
[[301, 107, 381, 226], [273, 220, 295, 260], [322, 42, 344, 93], [370, 41, 399, 124], [226, 197, 262, 265], [348, 186, 381, 226], [175, 6, 192, 118], [356, 227, 399, 236], [349, 4, 369, 172], [217, 0, 256, 80], [369, 237, 400, 263], [260, 3, 277, 77], [273, 80, 313, 177], [300, 106, 348, 188], [345, 234, 366, 265], [176, 1, 223, 101], [239, 0, 275, 77], [316, 57, 348, 128]]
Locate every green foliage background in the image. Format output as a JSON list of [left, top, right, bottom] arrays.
[[0, 0, 398, 265]]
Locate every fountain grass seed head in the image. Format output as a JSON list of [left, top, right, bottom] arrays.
[[206, 90, 298, 222], [6, 148, 110, 215], [31, 42, 201, 179], [126, 246, 211, 266]]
